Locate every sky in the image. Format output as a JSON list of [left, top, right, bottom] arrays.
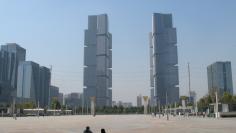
[[0, 0, 236, 105]]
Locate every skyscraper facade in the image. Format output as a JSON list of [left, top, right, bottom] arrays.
[[150, 13, 179, 106], [17, 62, 51, 107], [207, 61, 233, 96], [149, 32, 155, 107], [50, 85, 59, 102], [83, 14, 112, 107], [0, 50, 12, 104], [17, 61, 40, 101], [1, 43, 26, 90], [108, 89, 112, 106], [39, 66, 51, 107], [0, 43, 26, 104], [150, 88, 155, 107]]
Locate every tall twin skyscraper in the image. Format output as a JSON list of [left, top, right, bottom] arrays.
[[83, 13, 179, 107], [83, 14, 112, 107], [150, 13, 179, 106]]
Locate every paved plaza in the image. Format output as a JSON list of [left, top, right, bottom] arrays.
[[0, 115, 236, 133]]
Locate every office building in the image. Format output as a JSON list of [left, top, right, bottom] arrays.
[[117, 101, 123, 107], [112, 101, 116, 107], [50, 85, 59, 101], [17, 61, 40, 102], [149, 32, 155, 107], [17, 62, 51, 107], [107, 89, 112, 106], [64, 92, 83, 108], [0, 50, 12, 104], [150, 88, 155, 107], [150, 13, 179, 105], [1, 43, 26, 97], [58, 93, 64, 105], [39, 66, 51, 107], [112, 101, 132, 108], [189, 91, 196, 104], [137, 94, 142, 107], [0, 43, 26, 104], [122, 102, 133, 108], [207, 61, 233, 96], [83, 14, 112, 107]]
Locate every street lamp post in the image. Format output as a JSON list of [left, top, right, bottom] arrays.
[[166, 91, 169, 121], [158, 100, 161, 118], [37, 100, 39, 118], [143, 96, 149, 115], [90, 97, 96, 116], [215, 92, 219, 118], [12, 98, 16, 120]]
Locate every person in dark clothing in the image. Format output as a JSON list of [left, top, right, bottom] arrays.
[[101, 128, 106, 133], [84, 126, 93, 133]]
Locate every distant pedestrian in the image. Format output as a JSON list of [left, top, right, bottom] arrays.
[[84, 126, 93, 133], [101, 128, 106, 133]]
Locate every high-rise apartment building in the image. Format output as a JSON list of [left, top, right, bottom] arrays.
[[150, 13, 179, 106], [83, 14, 112, 107], [207, 61, 233, 96]]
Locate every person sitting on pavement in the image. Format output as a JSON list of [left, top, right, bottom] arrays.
[[84, 126, 93, 133], [101, 128, 106, 133]]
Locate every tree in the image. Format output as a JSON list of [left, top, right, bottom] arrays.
[[23, 102, 35, 109], [51, 98, 61, 109], [233, 96, 236, 103], [197, 95, 212, 112], [220, 92, 233, 104], [180, 96, 188, 100]]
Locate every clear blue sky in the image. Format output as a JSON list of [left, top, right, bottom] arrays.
[[0, 0, 236, 104]]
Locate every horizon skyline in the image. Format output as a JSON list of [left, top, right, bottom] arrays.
[[0, 0, 236, 105]]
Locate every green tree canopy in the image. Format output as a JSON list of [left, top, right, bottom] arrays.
[[221, 92, 233, 104], [51, 98, 61, 109]]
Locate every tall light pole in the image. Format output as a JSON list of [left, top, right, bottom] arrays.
[[66, 104, 67, 115], [143, 96, 149, 115], [158, 99, 161, 118], [188, 63, 191, 101], [82, 94, 84, 115], [37, 100, 39, 118], [90, 97, 96, 116], [49, 65, 52, 108], [215, 92, 219, 118], [166, 91, 169, 120], [86, 101, 88, 115], [12, 98, 16, 120]]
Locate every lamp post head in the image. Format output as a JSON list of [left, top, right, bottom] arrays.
[[143, 96, 149, 102]]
